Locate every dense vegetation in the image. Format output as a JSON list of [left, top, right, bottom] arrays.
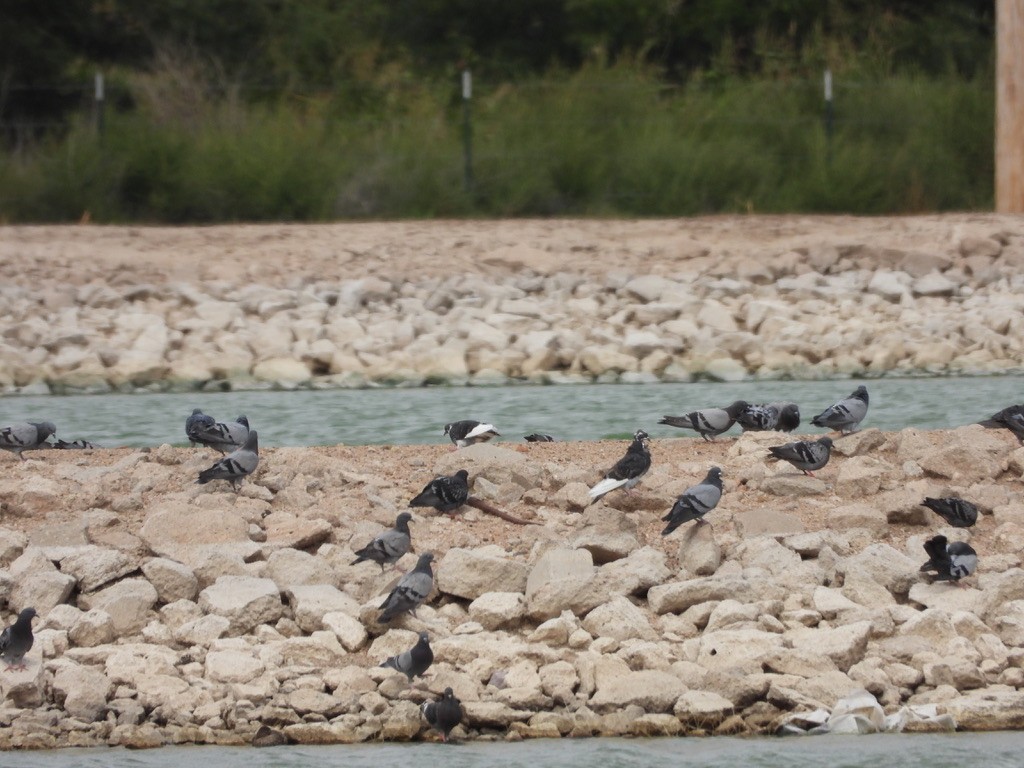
[[0, 1, 995, 222]]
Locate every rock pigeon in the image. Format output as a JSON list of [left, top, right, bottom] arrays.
[[444, 420, 500, 448], [189, 414, 251, 454], [378, 552, 434, 623], [185, 408, 217, 446], [767, 436, 833, 476], [524, 433, 556, 442], [197, 429, 259, 490], [52, 439, 99, 450], [661, 467, 723, 535], [979, 404, 1024, 443], [0, 422, 56, 460], [421, 687, 464, 742], [351, 512, 413, 572], [811, 385, 869, 434], [658, 400, 749, 441], [409, 469, 470, 514], [736, 403, 801, 433], [588, 430, 651, 501], [380, 631, 433, 680], [922, 497, 978, 528], [920, 535, 978, 583], [0, 607, 36, 671]]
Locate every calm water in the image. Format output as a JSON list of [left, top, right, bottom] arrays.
[[11, 733, 1024, 768], [0, 376, 1021, 448]]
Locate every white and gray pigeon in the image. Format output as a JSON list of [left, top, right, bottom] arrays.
[[378, 552, 435, 623], [409, 469, 470, 514], [588, 430, 651, 501], [811, 385, 869, 434], [421, 687, 464, 742], [736, 402, 800, 433], [979, 404, 1024, 443], [185, 408, 217, 446], [659, 400, 749, 441], [443, 420, 500, 448], [920, 535, 978, 583], [524, 433, 556, 442], [189, 414, 250, 454], [197, 430, 259, 490], [52, 439, 99, 450], [0, 607, 36, 671], [921, 497, 978, 528], [661, 467, 723, 536], [351, 512, 413, 571], [767, 436, 834, 476], [380, 631, 433, 680], [0, 422, 56, 460]]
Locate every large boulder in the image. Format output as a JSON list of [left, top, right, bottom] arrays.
[[79, 578, 158, 635], [198, 576, 283, 634], [437, 547, 530, 600]]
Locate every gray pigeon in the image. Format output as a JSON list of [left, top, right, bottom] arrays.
[[351, 512, 413, 571], [185, 408, 217, 446], [421, 687, 464, 742], [979, 404, 1024, 443], [659, 401, 749, 441], [52, 439, 99, 450], [524, 433, 556, 442], [0, 607, 36, 671], [661, 467, 723, 535], [189, 414, 250, 454], [0, 422, 56, 460], [197, 430, 259, 490], [811, 385, 869, 434], [380, 631, 433, 680], [378, 552, 434, 623], [444, 420, 500, 448], [920, 535, 978, 583], [737, 402, 801, 433], [922, 497, 978, 528], [767, 436, 833, 476], [409, 470, 470, 514], [588, 430, 651, 501]]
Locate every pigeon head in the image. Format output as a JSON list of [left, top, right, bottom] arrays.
[[852, 386, 869, 403], [418, 631, 430, 643], [19, 607, 37, 622], [455, 469, 469, 481], [725, 401, 750, 417], [707, 467, 723, 481], [818, 436, 834, 448], [243, 430, 259, 452], [191, 408, 204, 416], [443, 687, 455, 698], [396, 512, 413, 525], [443, 423, 453, 436], [35, 422, 57, 439], [236, 415, 250, 428], [418, 552, 435, 566], [633, 429, 649, 442]]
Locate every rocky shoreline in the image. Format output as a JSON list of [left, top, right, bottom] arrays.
[[1, 423, 1024, 749], [1, 216, 1023, 394]]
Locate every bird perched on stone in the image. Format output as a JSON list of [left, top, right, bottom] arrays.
[[920, 535, 978, 583], [380, 631, 433, 681], [185, 408, 217, 446], [921, 497, 978, 528], [662, 467, 723, 536], [197, 430, 259, 490], [588, 430, 651, 501], [352, 512, 413, 572], [0, 422, 56, 460], [52, 439, 99, 450], [189, 414, 251, 454], [524, 433, 556, 442], [736, 402, 801, 433], [409, 470, 470, 515], [421, 687, 464, 742], [443, 420, 500, 448], [811, 385, 869, 434], [659, 400, 749, 441], [378, 552, 434, 623], [979, 404, 1024, 443], [0, 607, 37, 671], [767, 436, 834, 476]]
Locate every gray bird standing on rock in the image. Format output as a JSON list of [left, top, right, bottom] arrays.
[[380, 631, 433, 680], [197, 430, 259, 490], [185, 408, 216, 446], [0, 422, 56, 460], [767, 436, 834, 476], [659, 400, 749, 441], [422, 687, 464, 742], [661, 467, 723, 535], [811, 385, 869, 434], [378, 552, 434, 623], [0, 607, 37, 671], [409, 470, 470, 514], [189, 414, 251, 454], [920, 535, 978, 583], [588, 430, 651, 501], [921, 497, 978, 528], [351, 512, 413, 571]]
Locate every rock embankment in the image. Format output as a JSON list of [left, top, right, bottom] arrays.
[[0, 216, 1022, 393], [1, 424, 1023, 748]]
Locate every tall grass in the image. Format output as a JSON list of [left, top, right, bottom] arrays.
[[0, 63, 994, 222]]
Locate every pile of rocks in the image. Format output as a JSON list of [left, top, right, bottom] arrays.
[[1, 222, 1023, 393], [1, 423, 1023, 749]]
